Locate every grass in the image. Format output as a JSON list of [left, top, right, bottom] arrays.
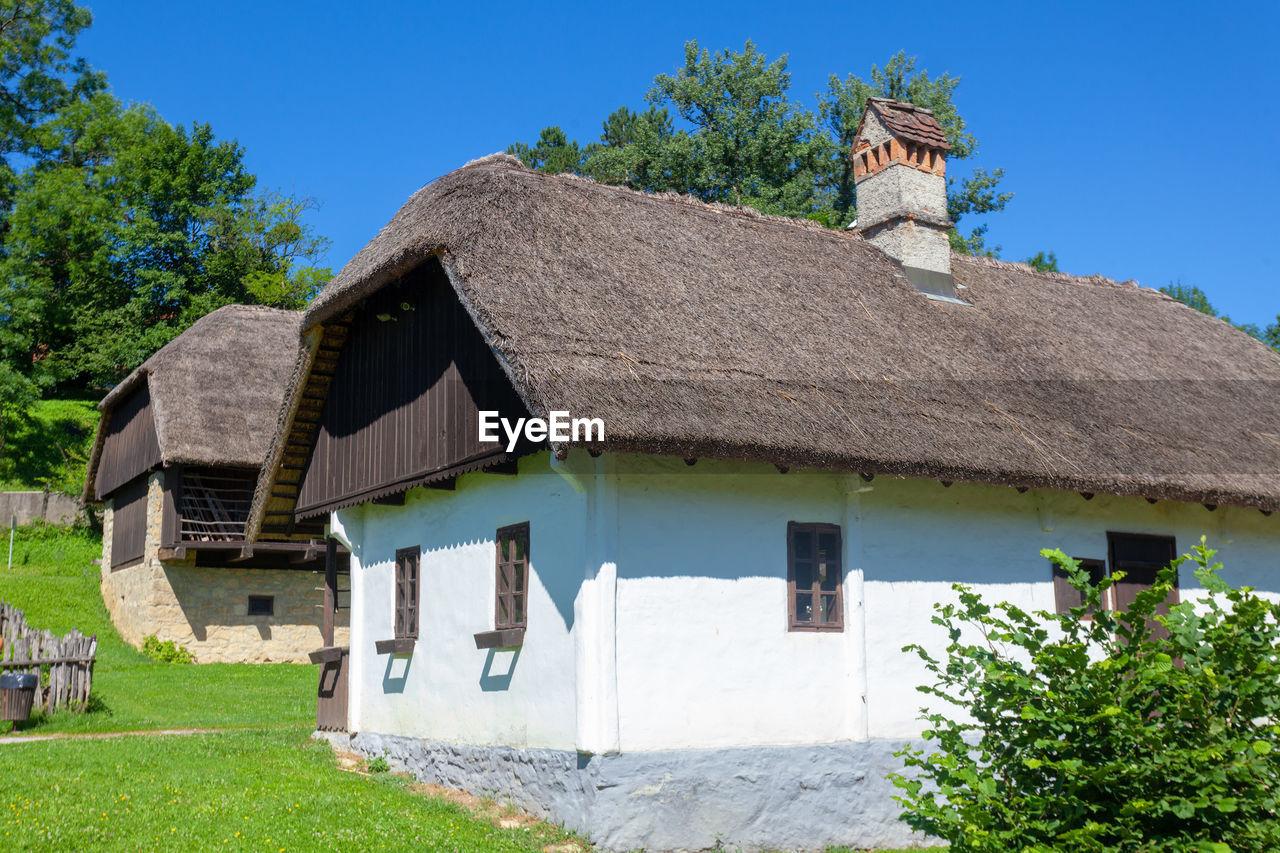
[[0, 395, 99, 494], [0, 728, 584, 851], [0, 522, 313, 735]]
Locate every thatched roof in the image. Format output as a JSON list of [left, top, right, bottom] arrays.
[[83, 305, 302, 501], [286, 154, 1280, 512]]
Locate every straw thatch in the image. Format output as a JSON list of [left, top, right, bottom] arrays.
[[83, 305, 303, 502], [271, 154, 1280, 514]]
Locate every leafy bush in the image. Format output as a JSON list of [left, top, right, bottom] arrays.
[[141, 635, 195, 664], [367, 754, 390, 774], [891, 539, 1280, 852]]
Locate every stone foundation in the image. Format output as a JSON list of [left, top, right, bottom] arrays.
[[339, 731, 932, 852], [100, 472, 347, 663]]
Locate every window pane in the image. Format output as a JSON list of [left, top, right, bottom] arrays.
[[794, 560, 814, 590], [819, 562, 839, 591], [513, 593, 525, 625], [498, 563, 511, 595], [513, 561, 525, 592], [794, 592, 814, 622], [498, 596, 510, 626], [793, 530, 813, 560], [817, 532, 839, 563], [514, 532, 527, 562], [819, 593, 838, 623]]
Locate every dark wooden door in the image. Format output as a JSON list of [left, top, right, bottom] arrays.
[[316, 649, 349, 732]]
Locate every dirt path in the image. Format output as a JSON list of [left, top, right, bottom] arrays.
[[0, 726, 233, 745]]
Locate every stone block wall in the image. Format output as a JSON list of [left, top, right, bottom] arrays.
[[100, 471, 348, 663]]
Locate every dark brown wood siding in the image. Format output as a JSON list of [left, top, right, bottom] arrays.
[[296, 258, 529, 516], [96, 384, 162, 500], [110, 475, 149, 568]]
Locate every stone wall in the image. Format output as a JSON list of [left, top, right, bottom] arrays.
[[341, 731, 929, 852], [100, 471, 348, 663], [0, 491, 82, 526]]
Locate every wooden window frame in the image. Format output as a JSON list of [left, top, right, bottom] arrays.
[[474, 523, 529, 649], [787, 522, 844, 632], [494, 522, 529, 631], [394, 546, 420, 640]]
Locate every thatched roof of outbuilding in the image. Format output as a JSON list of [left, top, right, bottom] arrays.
[[83, 305, 303, 502], [274, 153, 1280, 514]]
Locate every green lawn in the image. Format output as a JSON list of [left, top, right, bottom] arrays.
[[0, 395, 99, 494], [0, 728, 582, 852], [0, 523, 313, 735]]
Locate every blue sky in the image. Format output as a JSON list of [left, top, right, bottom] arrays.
[[80, 1, 1279, 327]]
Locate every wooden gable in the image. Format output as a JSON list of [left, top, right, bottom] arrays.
[[293, 258, 529, 518], [95, 383, 162, 500]]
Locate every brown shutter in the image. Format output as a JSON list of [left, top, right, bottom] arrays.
[[1052, 558, 1107, 616], [1107, 533, 1177, 639]]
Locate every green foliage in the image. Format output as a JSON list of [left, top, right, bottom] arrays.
[[141, 634, 196, 664], [0, 394, 96, 492], [891, 540, 1280, 851], [1160, 281, 1280, 351], [0, 2, 331, 431], [367, 753, 391, 773], [0, 93, 332, 390], [1024, 251, 1060, 273], [511, 45, 1011, 238]]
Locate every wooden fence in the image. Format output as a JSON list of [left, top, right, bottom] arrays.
[[0, 601, 96, 713]]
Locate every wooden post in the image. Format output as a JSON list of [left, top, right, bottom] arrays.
[[322, 537, 337, 648]]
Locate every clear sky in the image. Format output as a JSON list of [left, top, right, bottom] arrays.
[[79, 0, 1279, 327]]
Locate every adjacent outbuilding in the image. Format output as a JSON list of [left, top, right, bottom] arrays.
[[84, 305, 349, 663]]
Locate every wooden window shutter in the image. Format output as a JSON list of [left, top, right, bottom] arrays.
[[1052, 558, 1108, 616], [1107, 532, 1177, 639], [787, 522, 843, 632]]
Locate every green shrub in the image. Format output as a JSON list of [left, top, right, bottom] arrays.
[[141, 635, 195, 664], [367, 754, 390, 773], [891, 538, 1280, 852]]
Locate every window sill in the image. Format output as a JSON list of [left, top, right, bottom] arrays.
[[307, 645, 347, 664], [473, 628, 525, 650], [374, 637, 415, 655]]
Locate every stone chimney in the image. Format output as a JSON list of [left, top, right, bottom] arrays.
[[851, 98, 954, 298]]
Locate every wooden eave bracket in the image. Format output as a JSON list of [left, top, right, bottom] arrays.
[[374, 637, 415, 655], [156, 546, 187, 562], [473, 627, 525, 650]]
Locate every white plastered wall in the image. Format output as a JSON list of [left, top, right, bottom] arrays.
[[339, 451, 1280, 752], [340, 452, 588, 750]]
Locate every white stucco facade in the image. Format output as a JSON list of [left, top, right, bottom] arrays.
[[338, 450, 1280, 752]]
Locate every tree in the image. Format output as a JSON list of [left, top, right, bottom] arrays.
[[507, 126, 582, 174], [508, 45, 1010, 247], [892, 541, 1280, 850], [642, 40, 832, 215], [1023, 251, 1059, 272], [0, 0, 104, 211], [1160, 282, 1278, 351], [0, 93, 331, 389]]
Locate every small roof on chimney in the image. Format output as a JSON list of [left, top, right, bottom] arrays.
[[862, 97, 951, 151]]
